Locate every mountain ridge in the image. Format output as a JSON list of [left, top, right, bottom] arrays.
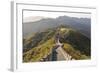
[[23, 25, 90, 62], [23, 16, 91, 38]]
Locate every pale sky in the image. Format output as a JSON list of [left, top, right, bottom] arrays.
[[23, 10, 91, 23]]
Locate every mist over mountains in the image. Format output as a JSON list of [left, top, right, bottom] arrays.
[[23, 16, 91, 38]]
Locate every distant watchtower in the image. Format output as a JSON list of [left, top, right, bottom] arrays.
[[55, 32, 60, 43]]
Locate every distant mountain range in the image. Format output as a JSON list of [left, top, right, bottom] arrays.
[[23, 16, 91, 38]]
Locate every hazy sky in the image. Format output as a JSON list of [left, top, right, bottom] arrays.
[[23, 10, 91, 23]]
